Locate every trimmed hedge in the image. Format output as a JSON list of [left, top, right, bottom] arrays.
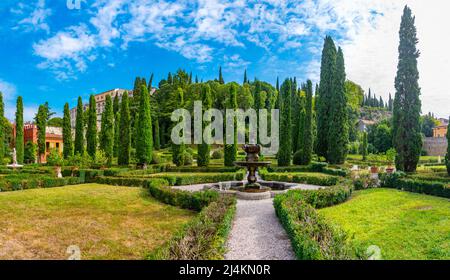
[[380, 173, 450, 198], [165, 166, 239, 173], [147, 195, 236, 260], [261, 172, 339, 186], [267, 162, 348, 177], [273, 185, 364, 260], [112, 172, 244, 186], [0, 176, 81, 192]]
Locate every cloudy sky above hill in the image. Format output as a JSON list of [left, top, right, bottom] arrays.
[[0, 0, 449, 119]]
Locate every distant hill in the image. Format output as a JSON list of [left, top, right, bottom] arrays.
[[360, 106, 392, 123]]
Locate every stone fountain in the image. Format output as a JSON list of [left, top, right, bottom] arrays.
[[234, 144, 271, 190], [7, 148, 23, 170]]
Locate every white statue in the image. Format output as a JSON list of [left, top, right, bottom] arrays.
[[12, 148, 17, 165]]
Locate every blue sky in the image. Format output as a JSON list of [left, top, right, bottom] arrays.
[[0, 0, 449, 121]]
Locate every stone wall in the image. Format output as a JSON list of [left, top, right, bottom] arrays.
[[423, 137, 448, 156]]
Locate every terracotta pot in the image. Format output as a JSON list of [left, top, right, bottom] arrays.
[[386, 167, 394, 174], [55, 166, 63, 178], [370, 166, 379, 174]]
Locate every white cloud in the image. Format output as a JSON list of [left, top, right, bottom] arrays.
[[223, 54, 250, 69], [0, 79, 37, 121], [15, 0, 51, 33]]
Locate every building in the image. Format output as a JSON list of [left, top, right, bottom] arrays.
[[423, 137, 447, 156], [70, 88, 132, 129], [433, 125, 448, 138], [356, 119, 376, 132], [13, 123, 63, 163]]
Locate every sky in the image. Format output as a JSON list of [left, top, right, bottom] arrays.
[[0, 0, 449, 121]]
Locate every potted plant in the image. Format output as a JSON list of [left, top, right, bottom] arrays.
[[385, 148, 396, 174], [46, 149, 64, 178]]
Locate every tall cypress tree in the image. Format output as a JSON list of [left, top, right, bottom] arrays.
[[316, 36, 337, 159], [198, 84, 212, 167], [243, 69, 248, 84], [118, 92, 131, 165], [101, 95, 114, 166], [219, 66, 224, 84], [361, 131, 368, 161], [74, 97, 84, 155], [392, 6, 422, 172], [224, 84, 238, 166], [136, 85, 153, 167], [298, 80, 313, 165], [153, 117, 160, 150], [0, 92, 4, 165], [113, 94, 120, 157], [86, 94, 97, 158], [327, 47, 348, 164], [172, 88, 185, 166], [15, 96, 24, 163], [35, 103, 49, 163], [445, 119, 449, 175], [62, 103, 73, 159], [277, 79, 292, 166], [388, 93, 393, 111]]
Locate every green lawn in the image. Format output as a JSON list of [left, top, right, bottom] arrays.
[[0, 184, 195, 260], [319, 188, 450, 260]]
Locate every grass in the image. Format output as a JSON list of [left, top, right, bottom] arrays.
[[0, 184, 195, 260], [319, 188, 450, 260]]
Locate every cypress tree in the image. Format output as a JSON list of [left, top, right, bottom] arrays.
[[118, 92, 131, 165], [148, 73, 154, 92], [86, 94, 97, 158], [198, 84, 212, 167], [327, 47, 348, 164], [74, 97, 84, 155], [219, 66, 224, 84], [388, 93, 393, 111], [243, 69, 248, 84], [15, 96, 24, 163], [392, 6, 422, 172], [224, 84, 238, 166], [316, 36, 337, 159], [445, 118, 450, 175], [35, 103, 49, 163], [100, 95, 114, 166], [113, 94, 120, 157], [299, 80, 313, 165], [136, 85, 153, 167], [361, 131, 368, 161], [0, 92, 4, 165], [153, 117, 160, 150], [62, 103, 73, 159], [172, 88, 185, 166], [277, 79, 292, 166]]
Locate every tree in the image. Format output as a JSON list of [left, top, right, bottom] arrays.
[[446, 118, 450, 175], [35, 103, 51, 163], [243, 69, 248, 84], [86, 95, 97, 158], [361, 132, 368, 161], [392, 6, 422, 172], [0, 92, 4, 165], [277, 79, 292, 166], [74, 97, 84, 155], [327, 47, 349, 164], [198, 84, 212, 167], [24, 141, 37, 163], [218, 66, 224, 84], [100, 95, 114, 166], [136, 85, 153, 167], [224, 84, 238, 166], [420, 114, 437, 137], [388, 93, 393, 111], [113, 94, 120, 157], [47, 117, 63, 127], [299, 80, 313, 165], [62, 103, 73, 159], [15, 96, 24, 164], [118, 92, 131, 165], [153, 117, 161, 150], [316, 36, 337, 159], [172, 88, 185, 166]]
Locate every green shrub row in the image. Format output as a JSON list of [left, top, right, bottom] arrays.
[[61, 169, 105, 182], [147, 195, 236, 260], [165, 166, 239, 173], [273, 185, 365, 260], [267, 162, 327, 173], [113, 172, 244, 186], [95, 177, 219, 211], [0, 176, 81, 192], [380, 173, 450, 198], [262, 172, 339, 186], [408, 172, 450, 184]]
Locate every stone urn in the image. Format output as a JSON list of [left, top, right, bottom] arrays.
[[370, 166, 379, 174]]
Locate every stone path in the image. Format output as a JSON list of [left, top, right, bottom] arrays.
[[224, 199, 295, 260]]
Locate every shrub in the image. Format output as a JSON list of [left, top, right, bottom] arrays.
[[380, 172, 450, 198], [148, 195, 236, 260], [0, 176, 81, 192], [352, 173, 379, 190], [292, 150, 303, 165], [262, 172, 339, 186], [46, 149, 64, 166], [182, 151, 193, 166], [273, 185, 363, 260], [151, 152, 161, 164], [211, 150, 224, 159]]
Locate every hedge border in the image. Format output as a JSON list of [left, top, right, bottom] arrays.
[[380, 173, 450, 198]]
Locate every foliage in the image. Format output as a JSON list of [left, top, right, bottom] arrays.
[[86, 95, 97, 158], [278, 79, 292, 166], [197, 84, 212, 167], [46, 149, 64, 166], [385, 148, 396, 165], [0, 92, 4, 165], [446, 120, 450, 175], [118, 92, 131, 165], [63, 103, 73, 159], [35, 103, 51, 162], [392, 6, 422, 172], [380, 172, 450, 198], [261, 172, 339, 186], [74, 97, 85, 155], [136, 85, 153, 166], [211, 149, 224, 159], [224, 84, 238, 166], [0, 175, 80, 192], [99, 95, 114, 166], [361, 132, 368, 160], [24, 141, 37, 164], [367, 120, 392, 153], [15, 96, 24, 164]]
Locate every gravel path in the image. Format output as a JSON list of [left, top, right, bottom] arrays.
[[225, 199, 295, 260]]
